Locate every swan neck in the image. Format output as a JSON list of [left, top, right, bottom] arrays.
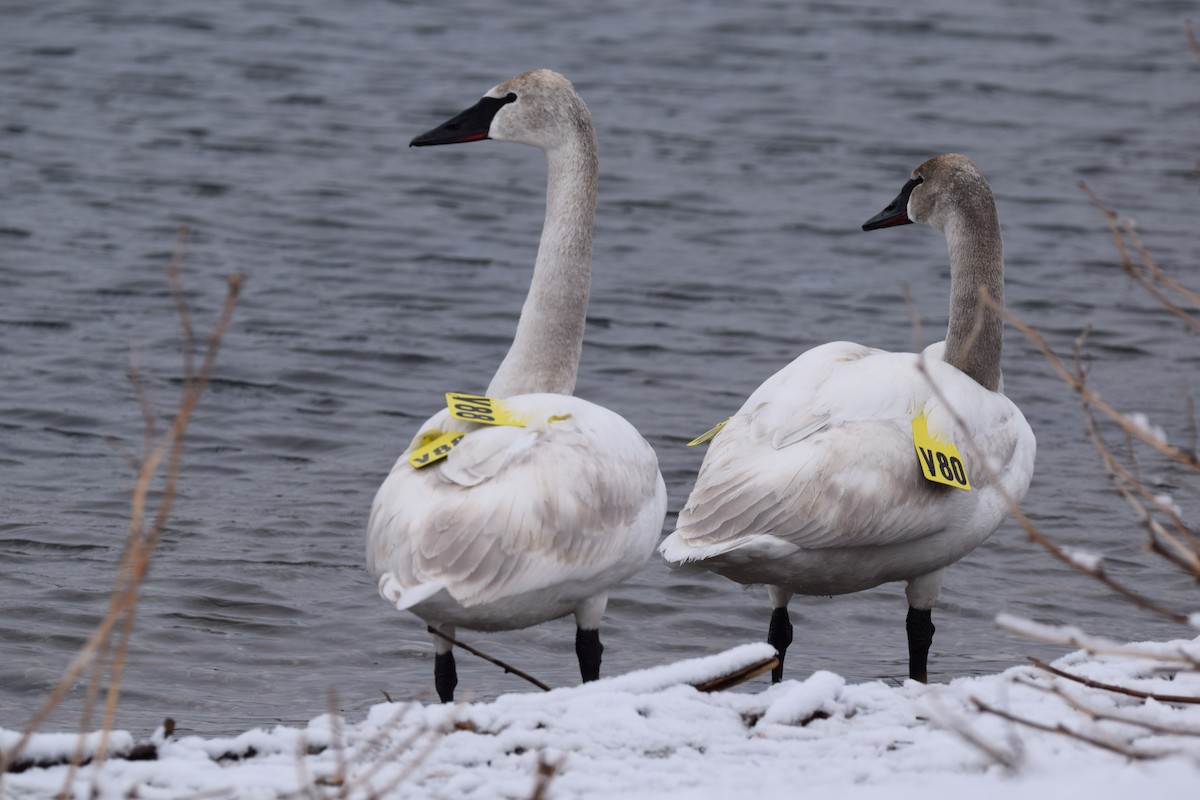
[[942, 210, 1004, 393], [486, 133, 598, 397]]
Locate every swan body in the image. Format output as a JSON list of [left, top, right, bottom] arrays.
[[368, 70, 667, 701], [370, 393, 666, 630], [660, 154, 1035, 683], [659, 342, 1031, 590]]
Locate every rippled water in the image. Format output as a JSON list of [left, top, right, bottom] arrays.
[[2, 0, 1197, 737]]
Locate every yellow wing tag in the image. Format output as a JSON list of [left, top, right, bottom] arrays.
[[687, 418, 730, 447], [445, 392, 526, 427], [912, 414, 971, 490], [408, 430, 466, 469]]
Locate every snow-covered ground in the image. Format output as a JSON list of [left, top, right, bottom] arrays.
[[3, 629, 1198, 799]]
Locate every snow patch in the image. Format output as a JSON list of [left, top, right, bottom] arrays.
[[1126, 412, 1167, 444], [4, 642, 1200, 798]]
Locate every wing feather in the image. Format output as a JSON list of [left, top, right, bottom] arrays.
[[662, 343, 1035, 565], [367, 393, 667, 610]]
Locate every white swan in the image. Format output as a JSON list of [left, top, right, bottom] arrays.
[[659, 154, 1035, 683], [367, 70, 667, 702]]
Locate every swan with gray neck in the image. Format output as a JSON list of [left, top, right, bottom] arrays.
[[660, 154, 1035, 684], [368, 70, 667, 702]]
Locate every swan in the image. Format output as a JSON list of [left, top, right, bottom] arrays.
[[367, 70, 667, 702], [659, 154, 1035, 683]]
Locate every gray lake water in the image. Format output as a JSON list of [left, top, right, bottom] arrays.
[[2, 0, 1197, 737]]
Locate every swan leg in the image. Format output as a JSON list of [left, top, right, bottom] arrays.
[[766, 586, 794, 683], [576, 628, 603, 683], [431, 623, 457, 703], [905, 607, 935, 683], [905, 570, 943, 683], [575, 594, 608, 683]]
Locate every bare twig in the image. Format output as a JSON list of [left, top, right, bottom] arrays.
[[1014, 675, 1200, 737], [1028, 658, 1200, 705], [900, 285, 927, 353], [692, 656, 779, 692], [426, 626, 552, 692], [1187, 391, 1198, 466], [924, 694, 1023, 772], [0, 246, 244, 784], [343, 704, 446, 799], [92, 267, 244, 771], [327, 689, 349, 797], [984, 291, 1199, 472], [528, 754, 564, 800], [1080, 402, 1200, 576], [996, 616, 1200, 668], [914, 309, 1192, 624], [126, 345, 158, 463], [1080, 182, 1200, 333], [1065, 332, 1200, 573], [167, 229, 196, 383], [970, 695, 1154, 759]]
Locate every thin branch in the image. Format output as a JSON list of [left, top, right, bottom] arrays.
[[342, 707, 446, 800], [1081, 406, 1200, 575], [368, 728, 444, 800], [1028, 658, 1200, 705], [924, 694, 1022, 772], [984, 291, 1199, 472], [914, 309, 1192, 624], [92, 269, 244, 772], [900, 285, 927, 353], [167, 229, 196, 384], [997, 616, 1200, 672], [126, 344, 157, 463], [1080, 182, 1200, 332], [326, 688, 349, 798], [1014, 675, 1200, 737], [426, 626, 551, 692], [528, 754, 564, 800], [291, 726, 320, 800], [337, 702, 422, 794], [692, 656, 779, 692], [0, 261, 244, 780], [1071, 341, 1200, 573], [970, 695, 1154, 760], [1187, 390, 1198, 465]]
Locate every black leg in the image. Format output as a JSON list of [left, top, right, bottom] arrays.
[[576, 627, 603, 683], [906, 606, 935, 683], [767, 606, 794, 683], [434, 650, 458, 703]]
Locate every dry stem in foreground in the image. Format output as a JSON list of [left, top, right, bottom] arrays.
[[931, 139, 1200, 763], [0, 234, 243, 794]]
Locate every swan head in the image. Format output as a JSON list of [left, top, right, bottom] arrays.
[[862, 153, 994, 234], [410, 69, 591, 152]]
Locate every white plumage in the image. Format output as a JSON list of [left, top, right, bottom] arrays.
[[367, 70, 667, 702], [660, 154, 1036, 683], [661, 342, 1032, 589], [369, 394, 665, 630]]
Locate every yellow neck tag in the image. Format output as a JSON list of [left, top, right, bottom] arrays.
[[687, 418, 730, 447], [912, 414, 971, 490], [445, 393, 526, 427], [409, 430, 466, 469]]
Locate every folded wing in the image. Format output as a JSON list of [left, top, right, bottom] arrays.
[[368, 393, 667, 609]]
